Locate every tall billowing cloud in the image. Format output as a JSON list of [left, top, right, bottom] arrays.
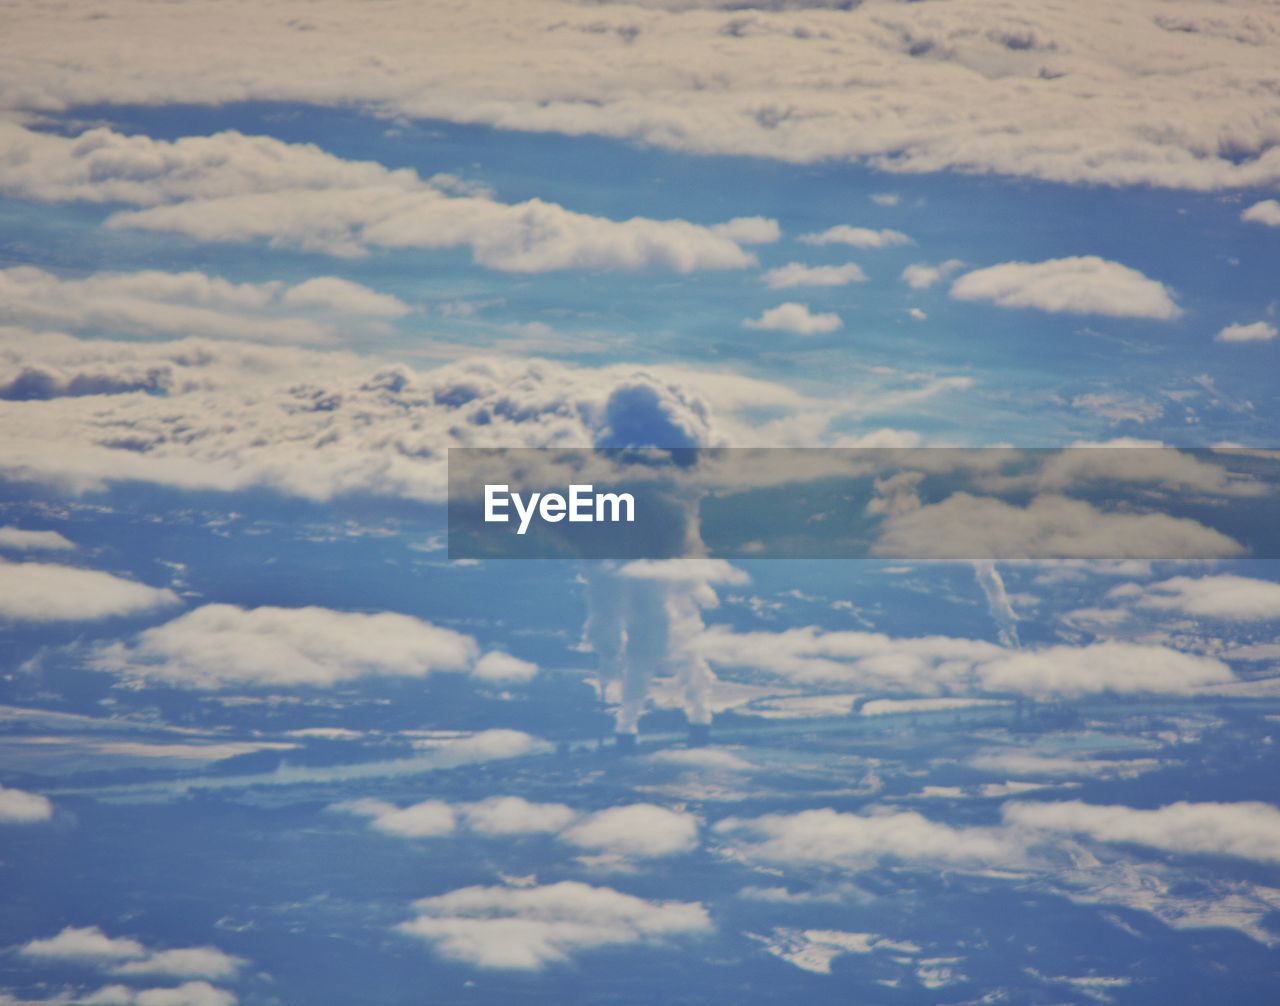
[[585, 560, 748, 734], [949, 257, 1181, 319], [972, 561, 1020, 648]]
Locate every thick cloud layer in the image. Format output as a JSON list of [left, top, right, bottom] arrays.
[[0, 333, 841, 501], [0, 123, 765, 270], [5, 1, 1280, 191]]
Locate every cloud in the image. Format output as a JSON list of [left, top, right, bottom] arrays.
[[77, 981, 236, 1006], [6, 3, 1280, 192], [0, 526, 74, 551], [471, 651, 539, 684], [762, 262, 867, 288], [973, 642, 1233, 698], [461, 796, 577, 836], [20, 926, 243, 980], [90, 604, 482, 689], [0, 559, 178, 622], [562, 804, 700, 858], [1216, 320, 1277, 343], [871, 492, 1243, 560], [1126, 574, 1280, 620], [799, 227, 912, 249], [710, 216, 782, 244], [0, 266, 407, 345], [0, 124, 760, 272], [699, 627, 1233, 698], [870, 193, 901, 207], [336, 798, 458, 838], [0, 334, 841, 502], [744, 303, 842, 334], [715, 808, 1016, 871], [397, 881, 711, 970], [1241, 199, 1280, 226], [901, 260, 964, 290], [1005, 801, 1280, 864], [949, 257, 1181, 319], [0, 783, 54, 823]]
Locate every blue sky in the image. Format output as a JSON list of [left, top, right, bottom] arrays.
[[2, 3, 1280, 1004]]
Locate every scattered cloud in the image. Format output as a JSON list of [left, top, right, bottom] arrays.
[[0, 559, 178, 623], [21, 926, 244, 980], [1006, 801, 1280, 864], [0, 526, 74, 551], [0, 266, 408, 345], [799, 226, 911, 249], [1124, 574, 1280, 620], [1215, 320, 1277, 343], [901, 259, 964, 290], [762, 262, 867, 289], [1241, 200, 1280, 226], [91, 604, 483, 689], [397, 881, 711, 970], [561, 804, 699, 858], [950, 257, 1181, 319], [0, 783, 53, 823], [744, 303, 842, 335], [715, 808, 1016, 871]]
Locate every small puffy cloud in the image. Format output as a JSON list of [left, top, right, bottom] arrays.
[[91, 604, 479, 689], [472, 651, 539, 684], [799, 226, 912, 249], [21, 927, 243, 981], [462, 796, 578, 836], [710, 216, 781, 244], [0, 526, 74, 551], [398, 881, 711, 970], [1127, 574, 1280, 620], [561, 804, 699, 858], [0, 783, 54, 823], [1005, 800, 1280, 864], [337, 798, 458, 838], [279, 276, 411, 318], [716, 808, 1016, 871], [762, 262, 867, 288], [950, 257, 1181, 319], [907, 308, 927, 321], [869, 194, 900, 207], [0, 559, 178, 623], [617, 559, 749, 585], [1215, 320, 1276, 343], [1241, 200, 1280, 226], [744, 302, 842, 335], [901, 259, 964, 290], [22, 926, 146, 962]]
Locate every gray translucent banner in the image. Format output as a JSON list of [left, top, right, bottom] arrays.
[[447, 447, 1280, 560]]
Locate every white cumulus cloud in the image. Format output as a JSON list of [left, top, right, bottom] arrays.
[[799, 226, 912, 249], [762, 262, 867, 288], [1215, 320, 1277, 343], [0, 559, 178, 622], [950, 257, 1181, 319], [397, 881, 711, 970], [744, 303, 842, 335]]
